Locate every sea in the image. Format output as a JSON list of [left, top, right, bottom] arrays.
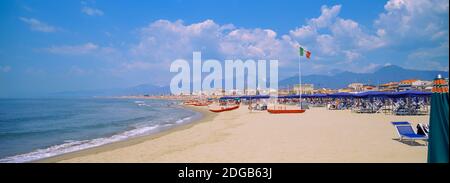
[[0, 98, 200, 163]]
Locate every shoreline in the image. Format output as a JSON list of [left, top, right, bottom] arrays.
[[34, 105, 214, 163], [37, 105, 429, 163]]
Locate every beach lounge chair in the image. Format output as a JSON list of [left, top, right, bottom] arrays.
[[391, 121, 428, 144], [416, 123, 429, 137], [391, 121, 410, 126]]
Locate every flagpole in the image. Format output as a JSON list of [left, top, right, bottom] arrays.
[[298, 46, 302, 110]]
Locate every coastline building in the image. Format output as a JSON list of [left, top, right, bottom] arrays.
[[315, 88, 336, 94], [362, 84, 377, 91], [412, 80, 433, 91], [338, 87, 355, 93], [202, 88, 226, 96], [293, 84, 314, 94], [225, 89, 243, 96], [245, 88, 257, 95], [378, 82, 399, 92], [277, 87, 291, 95], [398, 79, 418, 91], [348, 83, 364, 92], [257, 88, 271, 95], [178, 77, 446, 97]]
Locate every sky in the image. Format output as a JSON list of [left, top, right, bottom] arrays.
[[0, 0, 449, 97]]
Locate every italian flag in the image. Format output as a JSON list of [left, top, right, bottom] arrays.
[[299, 46, 311, 59]]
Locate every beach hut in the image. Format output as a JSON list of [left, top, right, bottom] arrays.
[[427, 75, 449, 163]]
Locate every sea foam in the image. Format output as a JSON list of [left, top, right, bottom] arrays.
[[0, 115, 197, 163]]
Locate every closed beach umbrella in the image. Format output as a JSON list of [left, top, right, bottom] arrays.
[[427, 75, 449, 163]]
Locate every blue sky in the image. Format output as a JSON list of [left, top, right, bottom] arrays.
[[0, 0, 448, 97]]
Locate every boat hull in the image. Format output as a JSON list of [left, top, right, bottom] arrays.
[[193, 101, 212, 106], [267, 109, 306, 114], [193, 103, 209, 106], [209, 105, 240, 112], [183, 101, 197, 105]]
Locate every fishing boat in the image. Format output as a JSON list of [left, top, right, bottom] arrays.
[[209, 105, 240, 112], [267, 105, 306, 114], [183, 100, 198, 105], [193, 101, 212, 106]]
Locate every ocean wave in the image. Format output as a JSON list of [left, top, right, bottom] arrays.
[[176, 117, 192, 124], [0, 116, 196, 163], [0, 116, 153, 138]]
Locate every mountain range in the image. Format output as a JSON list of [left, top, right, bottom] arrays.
[[54, 65, 448, 96], [279, 65, 449, 89]]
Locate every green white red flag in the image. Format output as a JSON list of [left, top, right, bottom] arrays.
[[298, 46, 311, 60]]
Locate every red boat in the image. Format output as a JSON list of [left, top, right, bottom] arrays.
[[193, 101, 211, 106], [183, 101, 197, 105], [209, 105, 240, 112], [267, 109, 306, 114]]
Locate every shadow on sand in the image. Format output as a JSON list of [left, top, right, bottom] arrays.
[[392, 139, 427, 146]]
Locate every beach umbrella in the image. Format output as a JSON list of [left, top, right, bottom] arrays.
[[328, 92, 353, 98], [427, 75, 449, 163], [312, 93, 327, 98], [354, 91, 389, 98]]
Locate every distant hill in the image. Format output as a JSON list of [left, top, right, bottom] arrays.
[[54, 65, 448, 97], [53, 84, 170, 97], [279, 65, 449, 89]]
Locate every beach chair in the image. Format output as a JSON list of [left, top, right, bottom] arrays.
[[416, 123, 429, 137], [391, 121, 410, 126], [391, 121, 428, 144]]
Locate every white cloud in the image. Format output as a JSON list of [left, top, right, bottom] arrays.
[[105, 61, 156, 80], [289, 25, 317, 41], [406, 41, 449, 70], [371, 0, 449, 70], [355, 63, 382, 73], [309, 5, 342, 28], [19, 17, 58, 33], [45, 43, 99, 55], [288, 4, 385, 68], [44, 42, 125, 67], [81, 7, 104, 16], [220, 28, 292, 59], [0, 65, 11, 73], [121, 61, 154, 71], [128, 19, 298, 76], [343, 50, 361, 62], [315, 34, 338, 56], [375, 0, 449, 45], [330, 18, 385, 50], [58, 0, 448, 83], [286, 1, 448, 72], [44, 42, 121, 62]]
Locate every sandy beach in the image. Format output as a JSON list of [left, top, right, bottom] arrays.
[[39, 105, 429, 163]]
